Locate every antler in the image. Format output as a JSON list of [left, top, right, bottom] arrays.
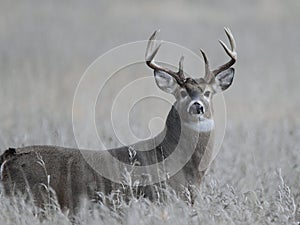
[[145, 30, 185, 86], [201, 27, 237, 82]]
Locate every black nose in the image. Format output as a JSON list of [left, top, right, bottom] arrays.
[[189, 102, 204, 115]]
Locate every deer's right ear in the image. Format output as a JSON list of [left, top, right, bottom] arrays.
[[212, 68, 235, 93], [154, 70, 179, 94]]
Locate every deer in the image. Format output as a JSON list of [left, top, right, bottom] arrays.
[[0, 28, 237, 215]]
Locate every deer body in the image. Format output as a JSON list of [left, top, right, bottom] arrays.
[[0, 28, 236, 214]]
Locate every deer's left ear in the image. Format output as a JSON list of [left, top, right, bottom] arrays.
[[212, 68, 235, 93], [154, 70, 179, 94]]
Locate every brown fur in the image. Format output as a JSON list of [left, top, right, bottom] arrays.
[[0, 29, 236, 215], [0, 106, 214, 214]]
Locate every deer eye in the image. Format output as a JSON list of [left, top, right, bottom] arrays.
[[204, 91, 210, 98], [180, 89, 188, 98]]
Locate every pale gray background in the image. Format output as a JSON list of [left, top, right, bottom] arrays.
[[0, 0, 299, 217]]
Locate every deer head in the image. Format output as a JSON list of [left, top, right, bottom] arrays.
[[145, 28, 237, 130]]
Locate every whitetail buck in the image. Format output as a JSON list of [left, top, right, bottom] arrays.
[[0, 28, 236, 214]]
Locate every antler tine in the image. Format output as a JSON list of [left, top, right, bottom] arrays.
[[145, 30, 159, 61], [200, 49, 211, 81], [145, 30, 185, 85], [224, 27, 236, 53], [178, 56, 185, 79], [212, 27, 237, 76]]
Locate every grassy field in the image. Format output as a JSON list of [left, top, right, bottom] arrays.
[[0, 0, 300, 224]]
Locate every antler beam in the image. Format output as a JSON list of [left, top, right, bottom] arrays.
[[145, 30, 185, 85], [201, 27, 237, 82]]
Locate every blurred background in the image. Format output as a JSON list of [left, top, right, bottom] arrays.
[[0, 0, 299, 196]]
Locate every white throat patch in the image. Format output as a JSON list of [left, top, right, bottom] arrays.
[[183, 119, 214, 133]]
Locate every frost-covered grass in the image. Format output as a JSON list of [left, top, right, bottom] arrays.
[[0, 121, 299, 225], [0, 165, 299, 224], [0, 0, 300, 224]]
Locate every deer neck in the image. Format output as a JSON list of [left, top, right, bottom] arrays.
[[107, 105, 214, 173], [156, 105, 215, 157]]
